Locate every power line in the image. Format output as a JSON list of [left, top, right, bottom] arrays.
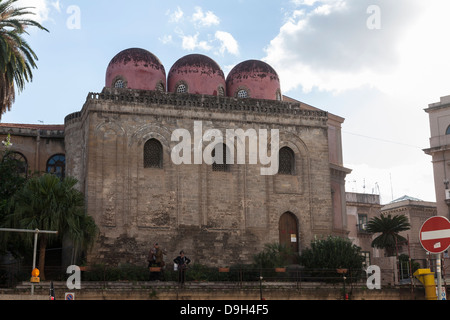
[[342, 131, 423, 149]]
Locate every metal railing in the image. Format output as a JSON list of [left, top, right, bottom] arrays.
[[0, 264, 368, 289]]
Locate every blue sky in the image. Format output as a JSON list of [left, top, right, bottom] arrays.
[[3, 0, 450, 204]]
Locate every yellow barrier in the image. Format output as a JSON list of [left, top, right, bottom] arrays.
[[414, 269, 437, 300]]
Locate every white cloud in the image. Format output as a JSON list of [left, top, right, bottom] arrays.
[[51, 0, 61, 13], [264, 0, 428, 95], [159, 34, 173, 44], [167, 6, 239, 56], [167, 6, 184, 23], [192, 6, 220, 27], [264, 0, 449, 203], [215, 31, 239, 56], [181, 33, 212, 51], [15, 0, 51, 23]]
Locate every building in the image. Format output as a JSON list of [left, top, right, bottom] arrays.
[[0, 124, 65, 177], [424, 95, 450, 218], [346, 192, 382, 266], [381, 195, 437, 264], [346, 192, 437, 284], [1, 48, 351, 267]]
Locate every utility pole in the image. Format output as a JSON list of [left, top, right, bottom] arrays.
[[0, 228, 58, 295]]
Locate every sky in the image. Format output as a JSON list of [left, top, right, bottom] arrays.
[[2, 0, 449, 204]]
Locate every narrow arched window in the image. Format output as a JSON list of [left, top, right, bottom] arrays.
[[446, 125, 450, 135], [278, 147, 295, 175], [47, 154, 66, 178], [155, 82, 165, 92], [144, 139, 163, 169], [3, 151, 28, 177], [212, 144, 230, 172]]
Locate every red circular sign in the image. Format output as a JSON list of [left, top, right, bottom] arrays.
[[420, 216, 450, 254]]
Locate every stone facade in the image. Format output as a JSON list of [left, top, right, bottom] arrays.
[[381, 196, 437, 263], [346, 192, 382, 265], [64, 88, 349, 267], [424, 95, 450, 218], [2, 50, 351, 268], [0, 124, 65, 176]]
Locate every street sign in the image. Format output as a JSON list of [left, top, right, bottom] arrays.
[[65, 293, 75, 300], [420, 216, 450, 254]]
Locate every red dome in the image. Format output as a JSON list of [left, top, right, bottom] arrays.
[[168, 54, 226, 96], [105, 48, 166, 91], [226, 60, 282, 101]]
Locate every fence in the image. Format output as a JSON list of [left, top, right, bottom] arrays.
[[0, 263, 369, 289]]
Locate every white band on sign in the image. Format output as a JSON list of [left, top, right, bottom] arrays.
[[421, 229, 450, 241]]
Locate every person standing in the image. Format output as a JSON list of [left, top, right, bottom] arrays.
[[148, 243, 166, 280], [173, 250, 191, 284]]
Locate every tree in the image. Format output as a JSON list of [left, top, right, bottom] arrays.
[[299, 236, 365, 282], [6, 174, 97, 279], [366, 213, 411, 256], [0, 0, 49, 118], [0, 134, 27, 256], [253, 243, 298, 269]]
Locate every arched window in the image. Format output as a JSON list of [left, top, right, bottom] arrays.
[[3, 151, 28, 177], [176, 83, 187, 93], [114, 79, 126, 89], [217, 86, 225, 97], [278, 147, 295, 175], [446, 125, 450, 135], [212, 144, 230, 172], [155, 82, 165, 92], [47, 154, 66, 178], [276, 90, 282, 101], [237, 89, 248, 98], [144, 139, 163, 169]]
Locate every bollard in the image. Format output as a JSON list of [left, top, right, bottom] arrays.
[[413, 269, 437, 300]]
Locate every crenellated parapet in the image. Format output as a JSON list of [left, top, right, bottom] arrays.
[[81, 88, 328, 122]]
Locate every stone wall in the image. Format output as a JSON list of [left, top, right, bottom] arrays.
[[65, 89, 340, 267]]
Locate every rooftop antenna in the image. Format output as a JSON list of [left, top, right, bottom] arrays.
[[390, 173, 394, 202], [363, 178, 366, 194], [374, 182, 381, 204]]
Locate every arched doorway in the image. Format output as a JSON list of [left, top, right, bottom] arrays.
[[279, 212, 299, 253]]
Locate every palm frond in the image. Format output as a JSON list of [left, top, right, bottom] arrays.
[[0, 0, 49, 118]]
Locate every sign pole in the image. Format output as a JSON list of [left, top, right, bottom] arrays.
[[436, 253, 443, 300], [419, 216, 450, 300], [31, 231, 38, 296]]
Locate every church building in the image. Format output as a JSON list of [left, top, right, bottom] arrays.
[[1, 48, 351, 267]]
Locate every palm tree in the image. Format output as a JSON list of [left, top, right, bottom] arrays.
[[7, 174, 97, 279], [366, 213, 411, 256], [0, 0, 49, 118]]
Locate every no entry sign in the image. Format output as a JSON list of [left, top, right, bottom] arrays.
[[420, 216, 450, 254]]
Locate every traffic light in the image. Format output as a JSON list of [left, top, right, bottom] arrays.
[[30, 268, 40, 283]]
